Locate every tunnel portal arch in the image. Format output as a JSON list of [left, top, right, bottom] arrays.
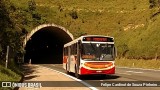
[[23, 24, 74, 64], [23, 24, 74, 47]]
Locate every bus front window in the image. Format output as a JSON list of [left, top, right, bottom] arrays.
[[81, 43, 115, 61]]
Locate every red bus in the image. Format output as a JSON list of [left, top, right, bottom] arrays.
[[63, 35, 117, 78]]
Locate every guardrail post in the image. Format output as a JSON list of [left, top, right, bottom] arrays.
[[5, 46, 9, 68]]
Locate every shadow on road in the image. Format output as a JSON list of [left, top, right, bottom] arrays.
[[81, 75, 120, 80], [67, 72, 120, 80], [21, 64, 39, 80], [14, 64, 38, 90]]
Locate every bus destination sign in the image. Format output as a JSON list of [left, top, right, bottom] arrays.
[[83, 37, 113, 42]]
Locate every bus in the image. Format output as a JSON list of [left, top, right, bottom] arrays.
[[63, 35, 117, 78]]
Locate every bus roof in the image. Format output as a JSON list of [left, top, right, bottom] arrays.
[[64, 35, 114, 47]]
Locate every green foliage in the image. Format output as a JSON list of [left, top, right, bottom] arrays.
[[116, 58, 160, 69], [28, 0, 36, 11], [149, 0, 157, 8], [30, 0, 160, 59], [0, 0, 47, 64], [0, 0, 13, 29], [69, 10, 78, 19], [117, 44, 129, 58], [0, 0, 159, 62], [0, 64, 21, 81], [73, 29, 87, 38], [0, 64, 21, 90]]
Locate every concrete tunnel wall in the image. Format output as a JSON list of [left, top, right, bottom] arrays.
[[23, 24, 74, 64]]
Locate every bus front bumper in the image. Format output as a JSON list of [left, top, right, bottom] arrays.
[[80, 67, 115, 75]]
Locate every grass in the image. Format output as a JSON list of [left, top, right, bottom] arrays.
[[0, 64, 21, 90], [0, 59, 22, 90], [115, 58, 160, 69]]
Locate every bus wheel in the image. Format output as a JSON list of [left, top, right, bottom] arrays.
[[75, 67, 81, 79]]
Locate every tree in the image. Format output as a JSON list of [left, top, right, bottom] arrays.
[[0, 0, 24, 63], [69, 10, 78, 19], [0, 0, 14, 61], [149, 0, 156, 9]]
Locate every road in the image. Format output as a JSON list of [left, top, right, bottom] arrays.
[[40, 64, 160, 90]]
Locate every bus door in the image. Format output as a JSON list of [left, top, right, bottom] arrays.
[[67, 46, 71, 72], [76, 41, 81, 73]]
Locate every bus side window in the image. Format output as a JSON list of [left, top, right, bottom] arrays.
[[71, 44, 76, 55], [72, 44, 75, 55], [64, 47, 67, 56], [66, 47, 69, 56], [63, 48, 64, 55], [66, 48, 68, 56], [74, 43, 77, 55], [70, 46, 72, 55], [75, 43, 77, 54]]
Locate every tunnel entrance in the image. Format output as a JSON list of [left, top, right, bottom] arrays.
[[24, 25, 73, 64]]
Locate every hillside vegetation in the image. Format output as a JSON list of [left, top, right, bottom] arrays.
[[14, 0, 159, 59], [0, 0, 160, 64]]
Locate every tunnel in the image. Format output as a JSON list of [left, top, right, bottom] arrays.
[[24, 24, 73, 64]]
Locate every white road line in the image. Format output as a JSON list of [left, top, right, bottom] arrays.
[[126, 71, 143, 74], [40, 65, 98, 90], [126, 71, 134, 73], [133, 72, 143, 73], [116, 72, 131, 75], [117, 66, 160, 71]]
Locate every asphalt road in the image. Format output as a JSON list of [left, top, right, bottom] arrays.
[[40, 64, 160, 90]]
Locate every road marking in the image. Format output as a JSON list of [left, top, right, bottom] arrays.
[[126, 71, 143, 74], [133, 71, 143, 73], [117, 66, 160, 72], [116, 72, 131, 75], [40, 65, 98, 90], [126, 71, 134, 73]]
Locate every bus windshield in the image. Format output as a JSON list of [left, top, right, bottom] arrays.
[[81, 43, 115, 61]]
